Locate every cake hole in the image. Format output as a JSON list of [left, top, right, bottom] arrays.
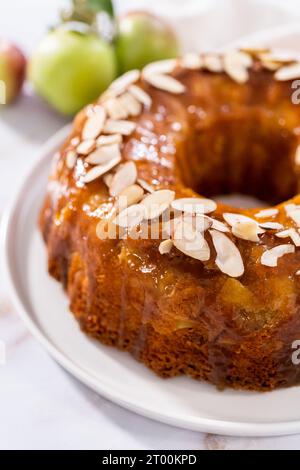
[[214, 194, 268, 209], [180, 112, 299, 207]]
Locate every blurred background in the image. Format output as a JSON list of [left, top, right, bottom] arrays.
[[2, 0, 300, 53], [0, 0, 256, 53]]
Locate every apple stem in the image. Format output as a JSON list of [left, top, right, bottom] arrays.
[[61, 0, 114, 24], [60, 0, 116, 41]]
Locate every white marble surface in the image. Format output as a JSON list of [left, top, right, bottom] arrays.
[[2, 0, 300, 450]]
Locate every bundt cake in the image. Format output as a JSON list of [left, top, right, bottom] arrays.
[[40, 49, 300, 391]]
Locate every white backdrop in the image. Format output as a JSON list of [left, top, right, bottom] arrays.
[[1, 0, 300, 52], [2, 0, 300, 450]]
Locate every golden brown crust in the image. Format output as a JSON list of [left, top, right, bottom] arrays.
[[39, 52, 300, 390]]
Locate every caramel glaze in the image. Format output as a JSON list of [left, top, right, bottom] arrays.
[[40, 60, 300, 391]]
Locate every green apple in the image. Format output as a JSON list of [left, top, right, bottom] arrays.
[[28, 28, 117, 115], [115, 12, 180, 73], [0, 39, 26, 104]]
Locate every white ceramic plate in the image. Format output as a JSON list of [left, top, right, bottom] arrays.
[[3, 124, 300, 437]]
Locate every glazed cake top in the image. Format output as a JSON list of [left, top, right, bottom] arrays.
[[52, 48, 300, 278]]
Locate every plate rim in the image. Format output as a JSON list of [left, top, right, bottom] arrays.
[[3, 125, 300, 438]]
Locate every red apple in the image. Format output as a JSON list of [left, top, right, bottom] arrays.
[[0, 39, 26, 104]]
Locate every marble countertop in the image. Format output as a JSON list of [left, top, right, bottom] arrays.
[[1, 0, 300, 450]]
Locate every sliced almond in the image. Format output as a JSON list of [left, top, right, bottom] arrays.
[[235, 51, 253, 66], [223, 213, 264, 233], [285, 203, 299, 214], [109, 161, 137, 197], [85, 143, 121, 165], [275, 62, 300, 81], [232, 221, 260, 242], [290, 229, 300, 247], [117, 184, 144, 211], [285, 204, 300, 225], [259, 53, 283, 71], [97, 134, 122, 147], [193, 214, 213, 232], [180, 213, 212, 233], [171, 197, 217, 215], [209, 218, 230, 233], [173, 219, 210, 261], [144, 73, 186, 94], [103, 173, 113, 188], [295, 146, 300, 166], [255, 208, 279, 218], [261, 244, 295, 267], [82, 106, 106, 140], [203, 54, 223, 72], [143, 59, 178, 76], [240, 47, 270, 57], [296, 270, 300, 275], [103, 97, 129, 120], [119, 92, 142, 117], [128, 84, 152, 108], [99, 89, 114, 103], [103, 119, 136, 136], [260, 59, 282, 71], [71, 136, 80, 147], [259, 53, 295, 64], [209, 229, 244, 277], [159, 239, 173, 255], [142, 189, 175, 220], [258, 221, 284, 230], [66, 150, 77, 169], [288, 208, 300, 227], [275, 229, 292, 238], [223, 51, 252, 83], [108, 69, 140, 95], [223, 213, 251, 226], [113, 203, 145, 228], [137, 178, 155, 193], [276, 228, 300, 247], [76, 139, 96, 156], [181, 53, 202, 70], [82, 157, 121, 183]]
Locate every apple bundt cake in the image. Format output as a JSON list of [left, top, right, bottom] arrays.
[[40, 49, 300, 391]]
